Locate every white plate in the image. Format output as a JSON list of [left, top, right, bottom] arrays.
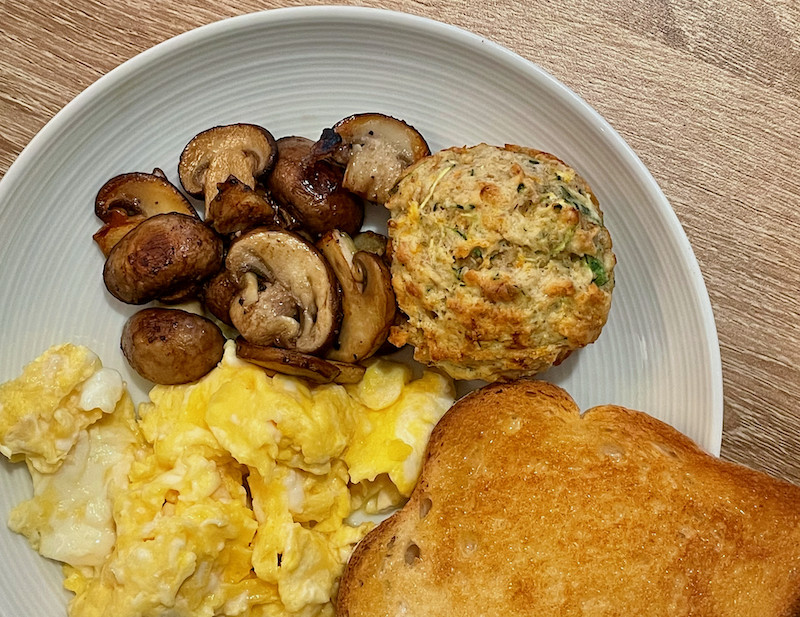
[[0, 6, 722, 615]]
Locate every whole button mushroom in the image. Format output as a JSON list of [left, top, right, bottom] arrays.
[[178, 123, 278, 214], [103, 212, 224, 304], [267, 136, 364, 238], [121, 308, 226, 385]]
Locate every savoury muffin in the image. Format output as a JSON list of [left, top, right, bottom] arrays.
[[386, 143, 615, 382]]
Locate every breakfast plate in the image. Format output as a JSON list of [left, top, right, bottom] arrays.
[[0, 6, 722, 615]]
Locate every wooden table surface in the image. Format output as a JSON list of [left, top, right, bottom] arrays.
[[1, 0, 798, 483]]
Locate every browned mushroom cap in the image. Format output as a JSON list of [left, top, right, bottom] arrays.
[[266, 136, 363, 238], [202, 269, 239, 326], [93, 170, 198, 256], [207, 175, 279, 235], [317, 230, 396, 363], [226, 228, 342, 354], [103, 212, 224, 304], [313, 113, 430, 204], [122, 307, 225, 385], [178, 124, 277, 211], [235, 338, 364, 384]]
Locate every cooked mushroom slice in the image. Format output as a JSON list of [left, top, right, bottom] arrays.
[[326, 359, 368, 384], [93, 169, 198, 256], [266, 136, 363, 238], [236, 339, 366, 384], [226, 228, 342, 354], [313, 113, 430, 204], [93, 213, 141, 258], [353, 230, 389, 257], [103, 212, 224, 304], [235, 338, 353, 383], [122, 307, 226, 385], [207, 175, 279, 235], [178, 124, 277, 211], [317, 230, 396, 363], [95, 169, 197, 222]]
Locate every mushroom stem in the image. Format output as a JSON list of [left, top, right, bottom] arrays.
[[204, 155, 257, 210]]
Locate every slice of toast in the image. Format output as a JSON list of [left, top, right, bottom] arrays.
[[337, 380, 800, 616]]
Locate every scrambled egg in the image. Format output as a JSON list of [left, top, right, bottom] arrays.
[[0, 341, 454, 617]]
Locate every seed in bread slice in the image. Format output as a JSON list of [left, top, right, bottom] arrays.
[[336, 380, 800, 617]]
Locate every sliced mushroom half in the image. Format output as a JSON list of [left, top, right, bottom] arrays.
[[226, 228, 342, 354], [313, 113, 430, 204], [317, 230, 396, 363], [93, 169, 198, 256], [235, 338, 365, 384], [178, 124, 277, 211], [266, 136, 363, 238]]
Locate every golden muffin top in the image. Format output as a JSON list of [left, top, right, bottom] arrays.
[[386, 143, 616, 382]]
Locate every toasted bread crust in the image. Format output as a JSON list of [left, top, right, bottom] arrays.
[[337, 380, 800, 617]]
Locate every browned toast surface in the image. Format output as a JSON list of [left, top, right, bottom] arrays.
[[337, 380, 800, 616]]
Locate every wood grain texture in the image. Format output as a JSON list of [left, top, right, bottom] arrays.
[[1, 0, 799, 482]]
